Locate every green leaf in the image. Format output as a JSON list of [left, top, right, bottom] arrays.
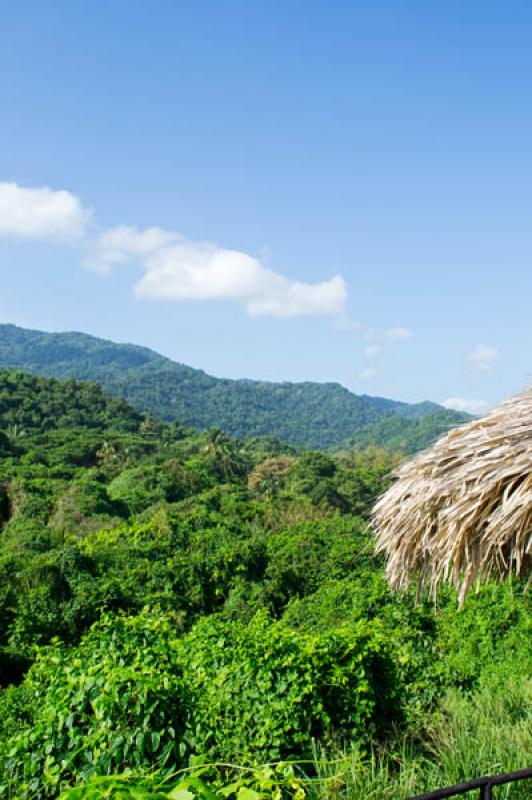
[[167, 790, 195, 800], [236, 789, 261, 800], [173, 777, 220, 800]]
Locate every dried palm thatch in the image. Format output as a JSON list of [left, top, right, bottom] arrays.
[[373, 388, 532, 602]]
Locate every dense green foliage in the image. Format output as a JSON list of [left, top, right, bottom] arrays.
[[0, 370, 528, 800], [0, 369, 144, 434], [346, 410, 469, 455], [49, 675, 532, 800], [0, 324, 468, 450]]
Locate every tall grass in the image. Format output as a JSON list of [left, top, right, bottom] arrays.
[[310, 677, 532, 799], [423, 677, 532, 799], [310, 739, 425, 799]]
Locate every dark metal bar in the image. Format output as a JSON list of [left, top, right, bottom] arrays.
[[489, 767, 532, 785], [479, 783, 492, 800], [410, 778, 489, 799], [410, 767, 532, 800]]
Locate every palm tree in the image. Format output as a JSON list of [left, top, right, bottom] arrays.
[[203, 428, 249, 481], [96, 440, 128, 471], [5, 423, 25, 442]]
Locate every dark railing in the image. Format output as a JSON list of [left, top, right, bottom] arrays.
[[410, 767, 532, 799]]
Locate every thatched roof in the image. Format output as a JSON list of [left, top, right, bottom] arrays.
[[372, 388, 532, 602]]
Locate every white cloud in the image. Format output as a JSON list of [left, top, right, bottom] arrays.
[[86, 225, 180, 272], [360, 367, 379, 381], [334, 318, 376, 340], [2, 183, 347, 319], [386, 326, 413, 340], [468, 344, 498, 372], [334, 317, 365, 333], [442, 397, 490, 415], [364, 344, 382, 359], [0, 182, 91, 239], [90, 225, 347, 318]]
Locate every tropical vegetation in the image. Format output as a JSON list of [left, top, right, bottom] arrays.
[[0, 369, 529, 800]]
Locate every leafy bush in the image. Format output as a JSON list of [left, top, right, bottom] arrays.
[[177, 612, 398, 762], [52, 675, 532, 800], [1, 613, 185, 799], [108, 462, 202, 516], [434, 582, 532, 690], [0, 609, 400, 797]]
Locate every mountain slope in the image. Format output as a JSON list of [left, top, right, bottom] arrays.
[[0, 323, 468, 450], [0, 368, 145, 434], [346, 410, 468, 455]]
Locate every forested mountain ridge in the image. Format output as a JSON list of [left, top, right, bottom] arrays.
[[0, 323, 468, 450]]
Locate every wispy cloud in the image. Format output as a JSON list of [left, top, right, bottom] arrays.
[[442, 397, 490, 414], [0, 182, 91, 239], [386, 326, 413, 340], [360, 367, 379, 381], [333, 318, 377, 340], [337, 319, 413, 383], [334, 317, 365, 333], [364, 344, 382, 359], [86, 225, 180, 272], [468, 344, 498, 372]]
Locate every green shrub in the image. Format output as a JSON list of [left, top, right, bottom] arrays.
[[1, 612, 185, 799], [0, 609, 400, 798], [434, 582, 532, 690], [50, 674, 532, 800], [178, 611, 398, 762]]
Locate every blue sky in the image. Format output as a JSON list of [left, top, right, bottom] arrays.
[[0, 1, 530, 411]]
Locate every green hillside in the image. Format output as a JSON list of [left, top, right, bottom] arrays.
[[0, 369, 144, 434], [347, 409, 468, 455], [0, 324, 468, 450], [0, 370, 528, 800]]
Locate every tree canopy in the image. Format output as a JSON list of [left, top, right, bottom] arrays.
[[0, 370, 528, 800]]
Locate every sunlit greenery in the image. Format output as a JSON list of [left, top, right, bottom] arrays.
[[0, 369, 529, 800]]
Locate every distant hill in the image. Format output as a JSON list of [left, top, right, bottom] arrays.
[[345, 410, 468, 455], [0, 368, 144, 435], [0, 323, 469, 450]]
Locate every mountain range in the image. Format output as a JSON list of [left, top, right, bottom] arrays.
[[0, 323, 468, 451]]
